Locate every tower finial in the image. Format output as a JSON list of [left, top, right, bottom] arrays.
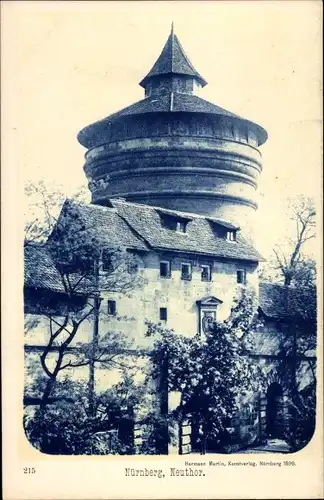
[[139, 23, 208, 89]]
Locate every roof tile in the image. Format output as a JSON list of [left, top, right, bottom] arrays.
[[110, 200, 263, 261], [62, 202, 149, 252], [259, 282, 316, 322], [24, 244, 64, 292], [139, 30, 207, 88], [25, 201, 264, 292]]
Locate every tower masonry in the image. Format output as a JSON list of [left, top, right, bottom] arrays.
[[78, 26, 268, 241]]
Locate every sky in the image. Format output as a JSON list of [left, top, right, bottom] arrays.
[[2, 0, 322, 257]]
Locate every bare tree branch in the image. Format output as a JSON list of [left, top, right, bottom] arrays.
[[271, 196, 316, 286]]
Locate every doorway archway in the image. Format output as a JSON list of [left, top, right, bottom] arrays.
[[266, 382, 285, 438]]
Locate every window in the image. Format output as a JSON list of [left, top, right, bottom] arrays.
[[107, 300, 117, 315], [237, 270, 247, 285], [201, 265, 211, 282], [159, 212, 189, 233], [176, 221, 187, 233], [160, 261, 171, 278], [160, 307, 167, 321], [226, 231, 236, 241], [181, 263, 192, 281]]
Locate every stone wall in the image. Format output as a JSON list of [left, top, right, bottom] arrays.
[[25, 250, 258, 344], [24, 250, 258, 396], [82, 113, 263, 241]]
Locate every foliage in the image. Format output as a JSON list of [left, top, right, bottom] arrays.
[[284, 382, 316, 452], [47, 198, 144, 296], [290, 258, 316, 288], [24, 180, 89, 246], [289, 283, 317, 328], [24, 376, 148, 455], [258, 195, 317, 421], [138, 412, 171, 455], [24, 181, 144, 411], [259, 258, 316, 329], [262, 195, 316, 287], [146, 289, 266, 451]]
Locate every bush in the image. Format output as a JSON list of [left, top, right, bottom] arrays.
[[284, 384, 316, 452]]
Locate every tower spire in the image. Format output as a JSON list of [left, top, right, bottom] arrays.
[[139, 26, 207, 89]]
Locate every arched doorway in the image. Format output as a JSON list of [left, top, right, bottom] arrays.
[[266, 382, 285, 438]]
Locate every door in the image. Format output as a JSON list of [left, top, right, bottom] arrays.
[[266, 383, 285, 438]]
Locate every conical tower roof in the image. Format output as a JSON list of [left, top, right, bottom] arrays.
[[139, 24, 207, 88], [78, 24, 268, 149]]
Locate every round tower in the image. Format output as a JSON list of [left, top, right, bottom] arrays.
[[78, 25, 267, 240]]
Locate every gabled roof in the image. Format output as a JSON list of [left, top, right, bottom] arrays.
[[110, 199, 263, 261], [259, 282, 316, 323], [259, 283, 289, 319], [156, 207, 193, 222], [55, 200, 149, 252], [24, 201, 264, 294], [24, 244, 64, 293], [24, 243, 99, 295], [207, 218, 240, 231], [139, 25, 207, 88]]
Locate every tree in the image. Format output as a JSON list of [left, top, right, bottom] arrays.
[[147, 289, 266, 453], [284, 382, 316, 452], [24, 180, 89, 246], [24, 183, 145, 419], [258, 196, 317, 450], [24, 374, 149, 455], [274, 282, 317, 452], [272, 195, 316, 287]]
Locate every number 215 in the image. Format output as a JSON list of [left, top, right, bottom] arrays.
[[23, 467, 36, 474]]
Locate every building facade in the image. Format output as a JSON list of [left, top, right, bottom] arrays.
[[24, 197, 262, 391]]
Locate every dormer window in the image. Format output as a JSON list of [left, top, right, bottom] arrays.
[[226, 231, 236, 241], [207, 218, 240, 240], [158, 86, 168, 96], [176, 221, 186, 233], [157, 210, 191, 233]]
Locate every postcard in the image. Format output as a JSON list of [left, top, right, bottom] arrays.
[[2, 1, 323, 499]]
